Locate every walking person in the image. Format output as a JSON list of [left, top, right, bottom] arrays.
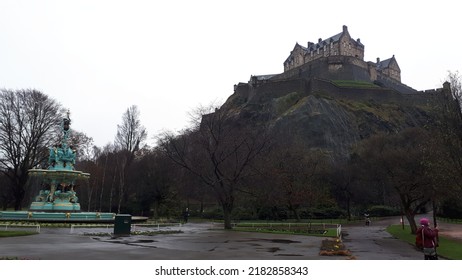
[[416, 218, 439, 260], [183, 207, 190, 223]]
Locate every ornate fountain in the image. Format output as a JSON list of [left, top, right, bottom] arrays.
[[28, 112, 89, 212], [0, 112, 114, 222]]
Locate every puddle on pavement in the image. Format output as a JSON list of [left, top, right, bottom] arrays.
[[268, 239, 301, 244], [237, 238, 301, 244], [260, 247, 280, 253]]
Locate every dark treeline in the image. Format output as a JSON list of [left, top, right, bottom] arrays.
[[1, 72, 462, 231]]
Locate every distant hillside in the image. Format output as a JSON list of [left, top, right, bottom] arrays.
[[220, 77, 445, 158]]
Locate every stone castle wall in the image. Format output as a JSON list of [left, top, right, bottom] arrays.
[[232, 75, 443, 114], [309, 78, 437, 107], [275, 56, 373, 83]]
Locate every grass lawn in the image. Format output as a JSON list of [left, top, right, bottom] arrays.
[[0, 231, 38, 238], [332, 80, 380, 88], [386, 225, 462, 260], [233, 222, 340, 238]]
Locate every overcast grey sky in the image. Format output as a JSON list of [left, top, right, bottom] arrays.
[[1, 0, 460, 147]]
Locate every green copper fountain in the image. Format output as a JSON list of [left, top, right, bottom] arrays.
[[28, 111, 89, 212], [0, 111, 114, 221]]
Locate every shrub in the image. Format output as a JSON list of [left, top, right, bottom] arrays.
[[439, 197, 462, 219], [200, 208, 223, 219], [256, 206, 289, 220], [314, 207, 347, 219], [367, 205, 401, 217], [231, 207, 256, 220], [301, 207, 347, 219]]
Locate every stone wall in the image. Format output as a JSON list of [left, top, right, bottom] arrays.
[[310, 78, 438, 108], [275, 56, 372, 83]]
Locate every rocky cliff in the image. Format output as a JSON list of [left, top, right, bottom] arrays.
[[220, 77, 441, 159]]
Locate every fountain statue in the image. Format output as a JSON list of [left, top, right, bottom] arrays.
[[0, 111, 115, 221], [28, 111, 89, 212]]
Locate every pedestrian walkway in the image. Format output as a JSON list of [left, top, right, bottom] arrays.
[[341, 224, 422, 259], [0, 217, 460, 260], [0, 223, 341, 260]]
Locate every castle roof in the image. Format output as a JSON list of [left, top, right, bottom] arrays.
[[377, 58, 392, 69], [286, 26, 364, 63], [376, 55, 399, 71], [308, 32, 343, 50], [307, 26, 364, 51]]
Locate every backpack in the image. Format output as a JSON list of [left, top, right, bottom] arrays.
[[415, 228, 424, 249]]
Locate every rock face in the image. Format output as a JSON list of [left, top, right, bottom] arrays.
[[220, 77, 442, 158]]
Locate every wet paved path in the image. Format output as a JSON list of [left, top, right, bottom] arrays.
[[0, 216, 460, 260], [341, 223, 422, 259], [342, 215, 462, 260], [0, 223, 342, 260]]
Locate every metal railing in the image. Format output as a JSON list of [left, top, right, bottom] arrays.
[[70, 224, 112, 234], [131, 223, 182, 232], [0, 224, 41, 233], [69, 222, 183, 234], [221, 222, 342, 238]]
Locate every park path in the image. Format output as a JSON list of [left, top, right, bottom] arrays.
[[1, 215, 460, 260], [341, 215, 462, 259], [341, 222, 422, 259]]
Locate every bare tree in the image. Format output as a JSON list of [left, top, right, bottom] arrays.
[[354, 128, 434, 233], [115, 105, 147, 154], [68, 130, 95, 162], [0, 89, 62, 209], [446, 70, 462, 102], [426, 75, 462, 223], [114, 105, 147, 213], [159, 104, 270, 229], [259, 141, 329, 222]]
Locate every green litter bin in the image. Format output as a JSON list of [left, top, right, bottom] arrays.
[[114, 214, 132, 236]]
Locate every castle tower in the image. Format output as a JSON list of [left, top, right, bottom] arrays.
[[283, 25, 364, 72]]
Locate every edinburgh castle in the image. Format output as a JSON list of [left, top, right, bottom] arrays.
[[246, 25, 421, 95], [222, 25, 453, 158]]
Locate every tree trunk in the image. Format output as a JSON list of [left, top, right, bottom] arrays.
[[86, 181, 93, 212], [432, 199, 438, 227], [288, 203, 301, 222], [99, 154, 108, 212], [222, 203, 233, 230], [152, 200, 159, 219], [405, 210, 417, 234], [200, 200, 204, 218], [117, 180, 124, 214], [108, 171, 116, 213], [13, 186, 25, 211], [346, 196, 351, 221]]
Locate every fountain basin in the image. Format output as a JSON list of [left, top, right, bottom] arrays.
[[28, 169, 90, 183], [0, 211, 115, 222]]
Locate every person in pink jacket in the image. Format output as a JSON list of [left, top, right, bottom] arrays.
[[416, 218, 439, 260]]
